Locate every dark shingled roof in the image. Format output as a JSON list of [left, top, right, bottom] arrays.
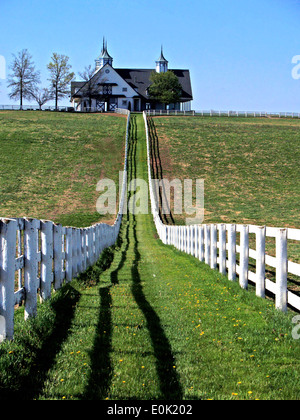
[[71, 81, 86, 97], [71, 67, 193, 102], [115, 68, 193, 101]]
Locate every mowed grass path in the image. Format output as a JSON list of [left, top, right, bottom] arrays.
[[0, 115, 299, 400], [0, 111, 126, 227]]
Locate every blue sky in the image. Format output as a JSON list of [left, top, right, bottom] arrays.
[[0, 0, 300, 111]]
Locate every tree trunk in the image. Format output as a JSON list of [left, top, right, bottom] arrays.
[[20, 84, 23, 110], [55, 86, 58, 111]]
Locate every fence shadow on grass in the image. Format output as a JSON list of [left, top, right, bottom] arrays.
[[131, 214, 183, 400], [110, 215, 130, 286], [0, 284, 81, 400], [82, 285, 113, 400]]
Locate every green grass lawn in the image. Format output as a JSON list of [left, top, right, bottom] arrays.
[[151, 116, 300, 229], [0, 111, 127, 227], [0, 115, 299, 401], [150, 115, 300, 294]]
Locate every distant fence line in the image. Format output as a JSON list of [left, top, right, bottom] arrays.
[[147, 109, 300, 118], [1, 105, 300, 118], [0, 109, 130, 342], [0, 105, 75, 112], [143, 111, 300, 314]]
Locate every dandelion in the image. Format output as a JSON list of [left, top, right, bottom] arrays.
[[232, 393, 238, 396], [60, 379, 64, 382]]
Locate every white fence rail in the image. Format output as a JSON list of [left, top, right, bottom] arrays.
[[0, 105, 75, 112], [0, 111, 131, 342], [143, 111, 300, 313], [147, 109, 300, 119]]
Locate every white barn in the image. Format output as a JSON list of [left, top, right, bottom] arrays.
[[71, 40, 193, 112]]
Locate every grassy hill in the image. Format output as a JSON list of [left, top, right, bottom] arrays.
[[150, 115, 300, 296], [0, 111, 127, 227], [151, 116, 300, 229]]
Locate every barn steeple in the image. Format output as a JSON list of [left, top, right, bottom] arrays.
[[156, 46, 168, 73], [95, 37, 113, 70]]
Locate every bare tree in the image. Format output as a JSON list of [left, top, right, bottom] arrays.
[[78, 65, 99, 109], [47, 53, 75, 110], [32, 87, 52, 110], [7, 49, 40, 110]]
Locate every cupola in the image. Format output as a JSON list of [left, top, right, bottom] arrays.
[[156, 46, 168, 73]]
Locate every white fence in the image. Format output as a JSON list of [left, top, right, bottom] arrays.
[[0, 105, 75, 112], [0, 105, 131, 114], [143, 111, 300, 313], [146, 109, 300, 118], [0, 111, 130, 342]]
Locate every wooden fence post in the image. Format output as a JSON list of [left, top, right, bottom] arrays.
[[175, 226, 179, 249], [228, 224, 236, 281], [40, 220, 54, 301], [72, 228, 77, 278], [239, 225, 249, 289], [187, 226, 191, 255], [256, 226, 266, 298], [191, 226, 196, 256], [76, 229, 81, 273], [179, 226, 182, 250], [276, 229, 288, 312], [53, 223, 63, 290], [194, 226, 199, 258], [91, 226, 96, 263], [65, 227, 73, 283], [24, 218, 40, 320], [219, 224, 226, 275], [198, 225, 204, 262], [210, 224, 217, 269], [0, 219, 17, 341], [204, 225, 211, 265]]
